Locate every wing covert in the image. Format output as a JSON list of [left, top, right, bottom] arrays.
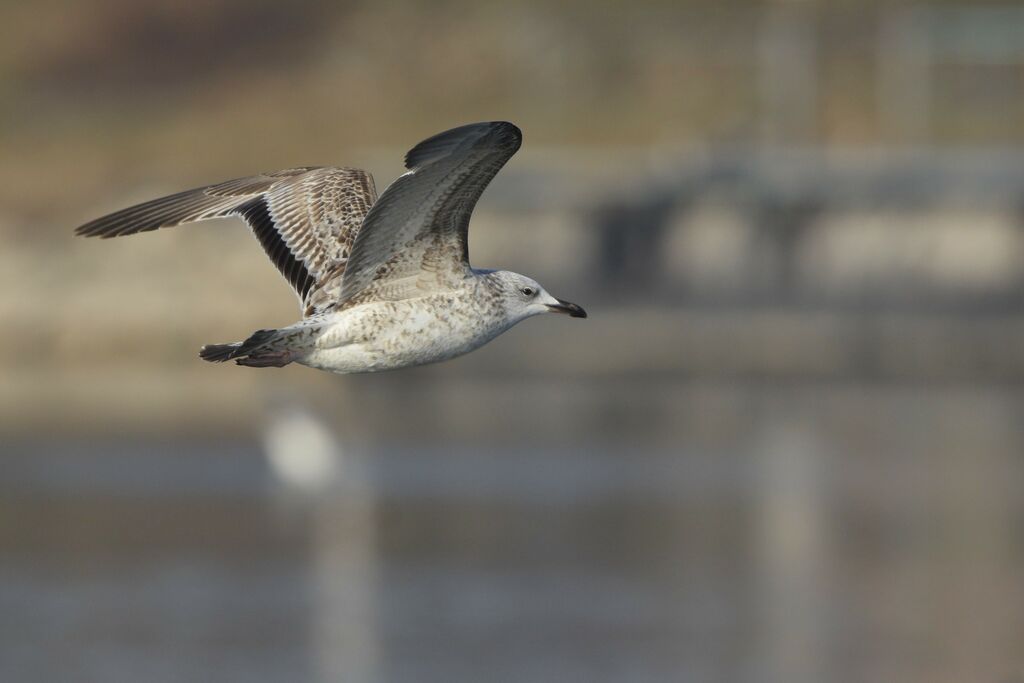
[[337, 121, 521, 305], [75, 167, 377, 314]]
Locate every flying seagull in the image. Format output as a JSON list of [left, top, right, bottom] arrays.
[[75, 121, 586, 373]]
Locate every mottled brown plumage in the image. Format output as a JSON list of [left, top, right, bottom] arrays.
[[75, 122, 585, 374], [76, 166, 376, 314]]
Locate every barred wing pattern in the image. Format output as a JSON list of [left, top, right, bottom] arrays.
[[75, 167, 378, 315], [338, 121, 522, 306]]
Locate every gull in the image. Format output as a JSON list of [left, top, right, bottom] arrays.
[[75, 121, 586, 373]]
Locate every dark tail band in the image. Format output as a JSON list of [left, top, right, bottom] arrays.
[[199, 328, 290, 366], [198, 343, 241, 363]]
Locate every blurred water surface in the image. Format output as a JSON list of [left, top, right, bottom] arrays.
[[3, 381, 1023, 683]]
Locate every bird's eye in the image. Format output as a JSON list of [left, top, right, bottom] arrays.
[[521, 287, 535, 297]]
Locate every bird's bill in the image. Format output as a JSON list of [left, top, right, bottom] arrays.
[[546, 298, 587, 318]]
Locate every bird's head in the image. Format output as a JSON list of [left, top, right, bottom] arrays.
[[485, 270, 587, 323]]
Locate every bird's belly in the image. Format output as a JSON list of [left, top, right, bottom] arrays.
[[297, 301, 505, 374]]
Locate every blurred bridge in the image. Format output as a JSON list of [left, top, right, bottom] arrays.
[[579, 147, 1024, 306]]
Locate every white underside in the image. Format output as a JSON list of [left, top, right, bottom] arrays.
[[294, 295, 520, 374]]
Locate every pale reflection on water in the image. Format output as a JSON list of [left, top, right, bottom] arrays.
[[2, 384, 1024, 683]]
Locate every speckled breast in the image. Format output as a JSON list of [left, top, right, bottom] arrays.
[[304, 290, 512, 374]]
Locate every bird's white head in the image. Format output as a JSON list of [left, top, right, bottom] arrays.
[[484, 270, 587, 324]]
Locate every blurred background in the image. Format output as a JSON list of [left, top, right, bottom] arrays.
[[3, 0, 1024, 681]]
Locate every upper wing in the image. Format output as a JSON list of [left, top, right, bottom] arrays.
[[75, 167, 377, 314], [337, 121, 522, 306]]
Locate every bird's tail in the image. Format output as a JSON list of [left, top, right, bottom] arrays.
[[198, 343, 241, 362], [199, 328, 294, 367]]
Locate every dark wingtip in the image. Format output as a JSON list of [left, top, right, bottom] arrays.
[[404, 121, 522, 170], [75, 216, 165, 239], [74, 223, 99, 238], [75, 213, 128, 238], [486, 120, 522, 142]]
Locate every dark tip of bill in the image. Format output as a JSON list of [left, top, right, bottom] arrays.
[[550, 299, 587, 318]]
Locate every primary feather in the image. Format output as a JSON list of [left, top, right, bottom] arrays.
[[75, 166, 377, 315]]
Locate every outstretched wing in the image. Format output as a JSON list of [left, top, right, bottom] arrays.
[[337, 121, 521, 306], [75, 167, 377, 314]]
